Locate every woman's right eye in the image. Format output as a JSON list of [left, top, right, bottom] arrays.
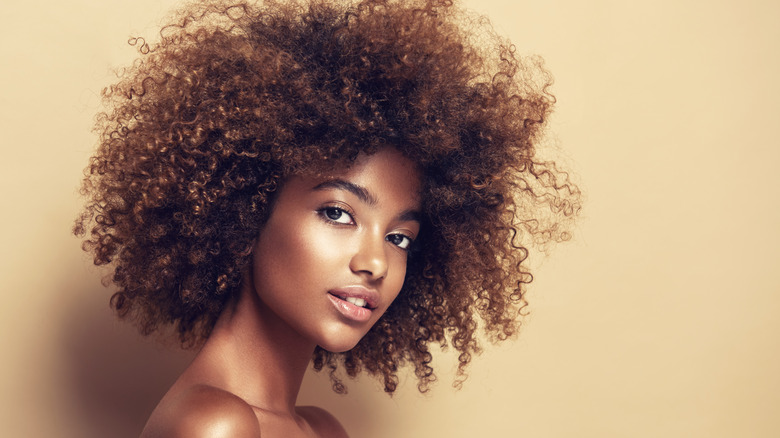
[[320, 207, 354, 225]]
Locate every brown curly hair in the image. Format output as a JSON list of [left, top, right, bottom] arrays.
[[75, 0, 579, 394]]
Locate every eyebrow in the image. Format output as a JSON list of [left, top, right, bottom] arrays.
[[313, 179, 378, 206], [312, 179, 421, 223], [397, 209, 420, 223]]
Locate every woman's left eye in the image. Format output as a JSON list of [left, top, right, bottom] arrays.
[[386, 233, 413, 250], [320, 207, 354, 225]]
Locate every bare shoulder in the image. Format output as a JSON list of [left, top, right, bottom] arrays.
[[297, 406, 349, 438], [141, 384, 261, 438]]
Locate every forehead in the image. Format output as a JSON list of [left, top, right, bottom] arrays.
[[282, 147, 422, 208], [341, 148, 421, 196]]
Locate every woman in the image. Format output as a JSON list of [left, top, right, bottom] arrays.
[[75, 0, 579, 436]]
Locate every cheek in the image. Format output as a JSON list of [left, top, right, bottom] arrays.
[[300, 228, 347, 266], [253, 221, 304, 291], [255, 220, 351, 286], [292, 226, 357, 281]]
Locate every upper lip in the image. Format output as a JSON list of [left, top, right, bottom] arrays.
[[328, 286, 380, 309]]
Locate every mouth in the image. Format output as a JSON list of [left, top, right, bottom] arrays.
[[331, 295, 371, 309], [328, 286, 380, 310], [327, 286, 380, 323]]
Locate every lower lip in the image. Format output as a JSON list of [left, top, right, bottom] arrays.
[[327, 294, 373, 323]]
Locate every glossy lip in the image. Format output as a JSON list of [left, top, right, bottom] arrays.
[[328, 286, 380, 309], [327, 286, 380, 323]]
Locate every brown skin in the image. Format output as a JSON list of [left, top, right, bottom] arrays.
[[140, 148, 422, 437]]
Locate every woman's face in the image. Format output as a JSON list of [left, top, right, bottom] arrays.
[[250, 147, 422, 352]]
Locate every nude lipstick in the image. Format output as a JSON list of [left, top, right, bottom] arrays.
[[327, 286, 379, 323]]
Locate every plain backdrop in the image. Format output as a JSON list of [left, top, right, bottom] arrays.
[[1, 0, 778, 437]]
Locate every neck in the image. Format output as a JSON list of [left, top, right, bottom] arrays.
[[185, 282, 317, 414]]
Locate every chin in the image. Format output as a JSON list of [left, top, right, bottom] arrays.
[[314, 320, 373, 353], [316, 331, 366, 353], [317, 339, 362, 353]]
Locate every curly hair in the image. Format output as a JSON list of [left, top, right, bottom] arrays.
[[75, 0, 579, 394]]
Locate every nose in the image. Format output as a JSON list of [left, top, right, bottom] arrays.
[[349, 230, 388, 281]]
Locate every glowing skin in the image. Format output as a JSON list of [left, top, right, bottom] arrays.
[[140, 148, 422, 437], [251, 147, 422, 352]]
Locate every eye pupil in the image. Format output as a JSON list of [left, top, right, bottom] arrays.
[[325, 208, 342, 220], [387, 234, 411, 249]]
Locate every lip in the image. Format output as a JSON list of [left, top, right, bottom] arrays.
[[328, 286, 380, 309], [327, 286, 380, 323]]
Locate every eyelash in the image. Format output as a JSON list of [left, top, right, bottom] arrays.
[[317, 206, 415, 251]]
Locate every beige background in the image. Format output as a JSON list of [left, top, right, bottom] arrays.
[[1, 0, 779, 436]]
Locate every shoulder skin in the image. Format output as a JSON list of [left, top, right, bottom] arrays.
[[141, 384, 262, 438]]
